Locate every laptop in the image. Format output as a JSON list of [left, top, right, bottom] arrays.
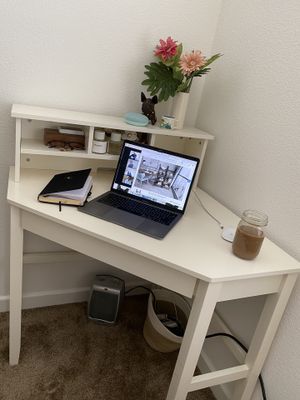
[[79, 140, 199, 239]]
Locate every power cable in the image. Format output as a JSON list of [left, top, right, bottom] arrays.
[[192, 189, 224, 230], [205, 332, 267, 400]]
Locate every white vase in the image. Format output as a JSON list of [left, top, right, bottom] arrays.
[[171, 92, 190, 129]]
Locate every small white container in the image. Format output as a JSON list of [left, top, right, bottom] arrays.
[[93, 129, 107, 154], [95, 129, 106, 141], [92, 140, 107, 154]]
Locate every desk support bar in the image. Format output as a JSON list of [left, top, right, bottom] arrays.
[[166, 280, 222, 400], [232, 273, 298, 400], [190, 364, 249, 391], [9, 206, 24, 365]]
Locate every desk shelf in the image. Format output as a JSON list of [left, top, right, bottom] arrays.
[[12, 103, 214, 182], [21, 138, 119, 160]]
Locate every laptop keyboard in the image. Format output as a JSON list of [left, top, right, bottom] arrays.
[[98, 193, 178, 226]]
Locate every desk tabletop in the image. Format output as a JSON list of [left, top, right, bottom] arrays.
[[7, 168, 300, 283]]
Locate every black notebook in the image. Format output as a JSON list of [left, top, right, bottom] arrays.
[[38, 169, 92, 206]]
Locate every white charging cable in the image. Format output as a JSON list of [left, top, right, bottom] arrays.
[[192, 190, 235, 242]]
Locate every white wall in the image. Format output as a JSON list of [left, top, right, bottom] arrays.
[[0, 1, 222, 305], [198, 1, 300, 399]]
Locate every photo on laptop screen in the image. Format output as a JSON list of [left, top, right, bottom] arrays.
[[111, 141, 199, 212]]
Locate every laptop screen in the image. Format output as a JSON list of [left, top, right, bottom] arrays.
[[111, 141, 199, 212]]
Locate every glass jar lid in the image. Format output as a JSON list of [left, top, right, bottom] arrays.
[[241, 209, 268, 227]]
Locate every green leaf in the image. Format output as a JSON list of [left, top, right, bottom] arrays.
[[172, 43, 183, 65], [203, 53, 222, 68], [193, 67, 211, 77], [176, 81, 190, 93], [141, 62, 182, 102], [172, 66, 184, 81]]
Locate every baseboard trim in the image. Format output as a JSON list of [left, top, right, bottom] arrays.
[[199, 351, 232, 400], [23, 251, 88, 264], [0, 296, 9, 313], [199, 351, 230, 400], [198, 312, 244, 400], [0, 287, 90, 313], [0, 280, 150, 313]]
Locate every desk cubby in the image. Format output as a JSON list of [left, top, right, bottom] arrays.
[[11, 104, 214, 182]]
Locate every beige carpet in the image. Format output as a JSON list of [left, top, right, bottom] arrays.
[[0, 295, 215, 400]]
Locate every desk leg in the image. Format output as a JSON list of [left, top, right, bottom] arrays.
[[166, 280, 221, 400], [9, 206, 23, 365], [232, 273, 298, 400]]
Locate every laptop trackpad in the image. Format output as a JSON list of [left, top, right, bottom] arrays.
[[104, 209, 144, 228]]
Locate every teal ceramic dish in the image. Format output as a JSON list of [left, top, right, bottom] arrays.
[[124, 112, 149, 127]]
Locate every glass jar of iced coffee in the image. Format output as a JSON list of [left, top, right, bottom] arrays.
[[232, 210, 268, 260]]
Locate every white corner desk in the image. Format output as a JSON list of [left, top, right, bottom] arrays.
[[7, 167, 300, 400]]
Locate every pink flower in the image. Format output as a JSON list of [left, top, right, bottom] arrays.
[[179, 50, 206, 76], [154, 36, 177, 62]]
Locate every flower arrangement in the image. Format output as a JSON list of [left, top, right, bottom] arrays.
[[142, 37, 221, 102]]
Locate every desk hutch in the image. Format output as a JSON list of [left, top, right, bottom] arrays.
[[11, 103, 214, 182]]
